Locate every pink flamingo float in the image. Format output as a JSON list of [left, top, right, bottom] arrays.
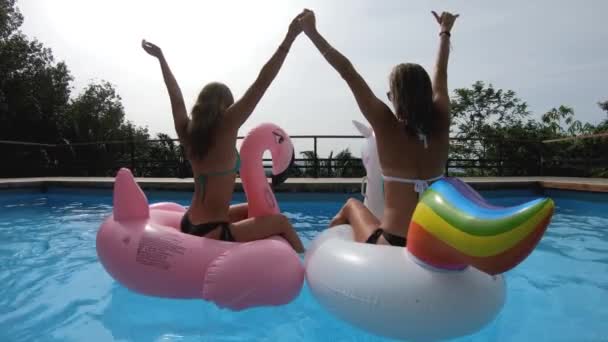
[[96, 123, 304, 310]]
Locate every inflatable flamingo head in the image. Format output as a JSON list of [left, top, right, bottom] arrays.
[[240, 122, 294, 181], [265, 124, 294, 176]]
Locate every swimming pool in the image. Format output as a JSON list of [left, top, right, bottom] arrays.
[[0, 188, 606, 341]]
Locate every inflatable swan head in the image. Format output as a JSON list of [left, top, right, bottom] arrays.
[[352, 120, 376, 174]]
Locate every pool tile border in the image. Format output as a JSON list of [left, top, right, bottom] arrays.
[[0, 177, 606, 193]]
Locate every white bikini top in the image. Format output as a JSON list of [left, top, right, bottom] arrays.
[[418, 132, 428, 149], [382, 174, 444, 194], [381, 132, 442, 195]]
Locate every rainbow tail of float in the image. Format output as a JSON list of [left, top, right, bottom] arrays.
[[408, 178, 554, 275]]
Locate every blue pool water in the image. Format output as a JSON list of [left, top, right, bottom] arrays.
[[0, 188, 607, 341]]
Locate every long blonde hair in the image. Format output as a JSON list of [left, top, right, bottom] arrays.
[[187, 82, 234, 160], [389, 63, 435, 137]]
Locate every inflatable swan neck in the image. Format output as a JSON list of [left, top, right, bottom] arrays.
[[240, 123, 294, 218], [113, 168, 149, 221], [353, 120, 384, 220], [353, 120, 373, 137]]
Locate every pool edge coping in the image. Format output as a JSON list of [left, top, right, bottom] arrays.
[[0, 177, 606, 193]]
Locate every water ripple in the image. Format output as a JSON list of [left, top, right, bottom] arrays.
[[1, 191, 607, 341]]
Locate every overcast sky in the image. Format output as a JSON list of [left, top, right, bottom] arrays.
[[17, 0, 608, 154]]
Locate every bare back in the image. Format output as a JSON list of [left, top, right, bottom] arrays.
[[185, 121, 239, 224], [141, 15, 307, 253], [373, 101, 450, 235], [300, 9, 457, 243]]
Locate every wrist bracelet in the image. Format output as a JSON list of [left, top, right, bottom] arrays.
[[440, 31, 451, 37]]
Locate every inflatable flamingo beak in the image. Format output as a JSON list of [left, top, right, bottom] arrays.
[[272, 151, 295, 187], [270, 129, 294, 176], [113, 168, 150, 221]]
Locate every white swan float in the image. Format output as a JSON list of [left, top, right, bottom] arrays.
[[304, 120, 554, 341]]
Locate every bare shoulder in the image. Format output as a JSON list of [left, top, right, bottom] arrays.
[[222, 105, 242, 129], [369, 103, 398, 133]]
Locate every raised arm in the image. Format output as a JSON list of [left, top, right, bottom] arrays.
[[431, 11, 459, 117], [142, 40, 189, 140], [300, 10, 391, 127], [226, 12, 305, 128]]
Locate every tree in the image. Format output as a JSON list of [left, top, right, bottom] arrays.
[[299, 150, 335, 177], [298, 148, 364, 177], [333, 148, 365, 177], [0, 0, 23, 40], [0, 0, 154, 176], [139, 133, 183, 177], [598, 101, 608, 131], [0, 34, 73, 142], [450, 82, 528, 175], [61, 81, 133, 142], [449, 82, 607, 176], [1, 0, 72, 143], [54, 82, 153, 176], [540, 105, 589, 137], [450, 81, 530, 139], [299, 150, 318, 177], [0, 0, 75, 176], [599, 101, 608, 114]]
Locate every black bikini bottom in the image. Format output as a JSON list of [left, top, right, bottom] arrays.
[[180, 213, 235, 242], [365, 228, 407, 247]]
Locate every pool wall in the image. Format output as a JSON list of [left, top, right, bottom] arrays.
[[1, 176, 607, 193]]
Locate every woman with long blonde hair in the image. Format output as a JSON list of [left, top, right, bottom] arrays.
[[141, 12, 307, 253], [300, 9, 459, 246]]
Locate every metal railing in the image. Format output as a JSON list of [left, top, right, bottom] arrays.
[[1, 135, 606, 178]]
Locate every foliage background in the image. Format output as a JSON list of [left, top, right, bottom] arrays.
[[1, 0, 606, 177]]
